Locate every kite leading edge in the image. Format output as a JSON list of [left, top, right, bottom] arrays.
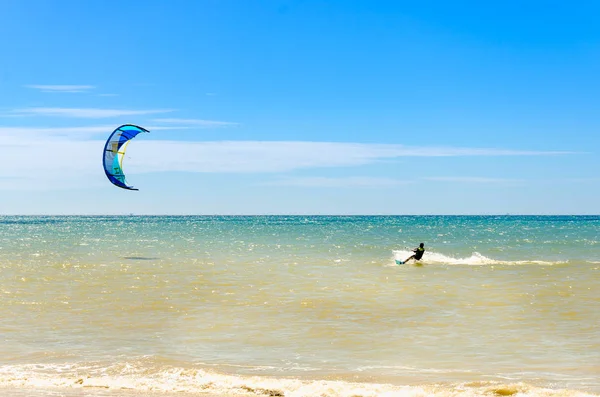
[[102, 124, 149, 191]]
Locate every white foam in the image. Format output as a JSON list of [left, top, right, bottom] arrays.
[[0, 362, 596, 397], [392, 250, 562, 266]]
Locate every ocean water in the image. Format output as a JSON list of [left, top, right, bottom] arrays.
[[0, 215, 598, 397]]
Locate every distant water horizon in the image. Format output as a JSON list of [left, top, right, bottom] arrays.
[[3, 213, 599, 215]]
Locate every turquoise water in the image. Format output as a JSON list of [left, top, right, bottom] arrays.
[[0, 216, 598, 396]]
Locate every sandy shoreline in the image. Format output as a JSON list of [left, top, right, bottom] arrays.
[[0, 386, 251, 397], [2, 382, 598, 397]]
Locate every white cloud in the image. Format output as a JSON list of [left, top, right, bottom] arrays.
[[0, 139, 572, 190], [537, 177, 600, 184], [12, 107, 174, 118], [0, 125, 188, 140], [0, 126, 112, 139], [405, 147, 573, 156], [124, 141, 566, 175], [25, 85, 96, 93], [424, 176, 523, 183], [152, 118, 238, 127], [124, 141, 419, 173], [262, 176, 411, 188]]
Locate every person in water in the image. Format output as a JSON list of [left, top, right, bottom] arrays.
[[399, 243, 425, 264]]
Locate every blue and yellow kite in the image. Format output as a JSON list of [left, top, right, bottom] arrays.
[[102, 124, 149, 190]]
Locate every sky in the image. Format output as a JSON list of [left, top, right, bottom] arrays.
[[0, 0, 598, 215]]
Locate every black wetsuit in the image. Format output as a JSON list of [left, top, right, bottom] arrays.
[[414, 247, 425, 260]]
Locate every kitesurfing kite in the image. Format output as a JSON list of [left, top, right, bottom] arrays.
[[102, 124, 149, 190]]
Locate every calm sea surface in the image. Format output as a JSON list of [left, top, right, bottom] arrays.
[[0, 215, 598, 397]]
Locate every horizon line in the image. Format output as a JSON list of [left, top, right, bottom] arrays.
[[1, 214, 597, 217]]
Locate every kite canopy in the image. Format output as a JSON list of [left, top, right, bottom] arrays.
[[102, 124, 149, 190]]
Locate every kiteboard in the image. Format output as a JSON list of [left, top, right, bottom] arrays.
[[395, 260, 404, 265]]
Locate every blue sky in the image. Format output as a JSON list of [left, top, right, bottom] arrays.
[[0, 0, 598, 214]]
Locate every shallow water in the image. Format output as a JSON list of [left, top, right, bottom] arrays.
[[0, 215, 598, 396]]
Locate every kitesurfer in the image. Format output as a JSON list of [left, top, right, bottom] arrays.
[[399, 243, 425, 264]]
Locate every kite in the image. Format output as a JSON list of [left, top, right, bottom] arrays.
[[102, 124, 149, 190]]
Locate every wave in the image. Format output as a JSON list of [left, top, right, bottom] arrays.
[[0, 361, 596, 397], [392, 250, 565, 266]]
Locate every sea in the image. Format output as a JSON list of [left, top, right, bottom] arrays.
[[0, 215, 598, 397]]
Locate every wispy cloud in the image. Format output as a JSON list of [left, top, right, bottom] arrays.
[[153, 118, 238, 127], [536, 177, 600, 184], [113, 141, 575, 174], [26, 85, 95, 93], [12, 107, 174, 118], [0, 126, 111, 140], [263, 176, 411, 188], [424, 176, 524, 183], [0, 139, 574, 190], [0, 125, 187, 140], [405, 147, 574, 156]]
